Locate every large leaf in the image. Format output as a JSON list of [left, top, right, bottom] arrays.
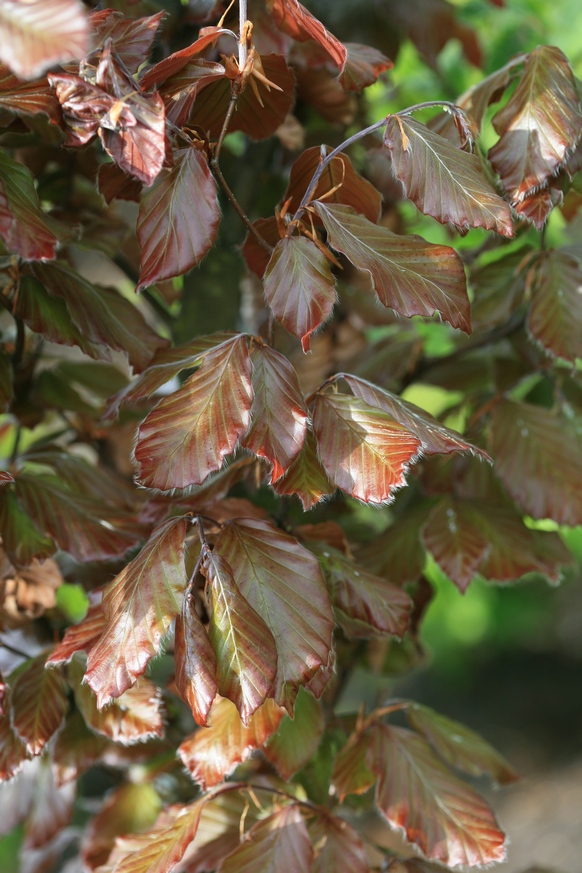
[[217, 804, 313, 873], [372, 725, 506, 867], [527, 250, 582, 363], [204, 549, 278, 723], [0, 150, 60, 260], [75, 673, 165, 745], [0, 0, 89, 79], [263, 236, 336, 352], [174, 595, 218, 727], [272, 428, 335, 509], [314, 203, 470, 333], [137, 148, 220, 291], [267, 0, 346, 69], [309, 814, 369, 873], [383, 116, 513, 236], [241, 344, 308, 481], [214, 518, 334, 713], [263, 686, 324, 780], [178, 696, 284, 788], [489, 46, 582, 203], [85, 516, 189, 705], [312, 391, 421, 503], [8, 653, 68, 755], [488, 399, 582, 526], [134, 335, 253, 491], [422, 496, 490, 592]]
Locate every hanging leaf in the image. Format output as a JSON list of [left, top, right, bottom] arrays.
[[85, 516, 189, 705], [134, 335, 253, 492], [267, 0, 346, 69], [263, 687, 324, 780], [174, 595, 218, 727], [139, 27, 233, 90], [90, 9, 165, 73], [272, 428, 335, 509], [469, 248, 528, 332], [241, 344, 308, 481], [422, 496, 490, 592], [527, 250, 582, 363], [0, 709, 29, 782], [47, 601, 107, 667], [178, 696, 284, 788], [0, 150, 60, 261], [309, 813, 369, 873], [312, 391, 421, 503], [339, 43, 393, 92], [51, 710, 108, 786], [0, 486, 56, 567], [155, 59, 226, 128], [263, 235, 337, 352], [383, 116, 513, 236], [75, 671, 165, 745], [8, 652, 68, 755], [0, 64, 60, 122], [372, 725, 506, 866], [137, 147, 220, 291], [313, 203, 470, 333], [332, 730, 376, 800], [214, 518, 334, 713], [217, 804, 313, 873]]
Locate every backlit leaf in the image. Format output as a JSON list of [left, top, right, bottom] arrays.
[[0, 64, 60, 122], [134, 335, 253, 491], [0, 709, 29, 782], [272, 428, 335, 509], [90, 10, 165, 73], [46, 601, 106, 667], [180, 792, 260, 873], [85, 516, 189, 705], [383, 116, 513, 236], [372, 725, 506, 866], [263, 687, 324, 780], [263, 235, 336, 352], [9, 652, 68, 755], [339, 42, 393, 92], [267, 0, 346, 69], [0, 150, 59, 260], [310, 814, 369, 873], [332, 730, 376, 800], [242, 344, 308, 481], [75, 672, 165, 745], [422, 497, 490, 592], [178, 696, 284, 788], [527, 250, 582, 363], [137, 148, 220, 291], [312, 391, 421, 503], [52, 710, 108, 786], [174, 595, 218, 727], [314, 203, 470, 332], [217, 804, 313, 873], [214, 518, 334, 713]]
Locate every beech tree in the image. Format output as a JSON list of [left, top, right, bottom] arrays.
[[0, 0, 581, 870]]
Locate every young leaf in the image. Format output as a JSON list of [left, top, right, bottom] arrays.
[[51, 710, 108, 786], [359, 505, 430, 586], [134, 335, 253, 492], [9, 652, 68, 755], [372, 725, 506, 866], [422, 496, 490, 592], [0, 150, 59, 261], [137, 147, 220, 291], [90, 9, 165, 73], [85, 516, 189, 705], [178, 696, 284, 788], [75, 674, 165, 746], [263, 687, 324, 780], [339, 42, 393, 92], [217, 804, 313, 873], [309, 813, 369, 873], [312, 391, 421, 503], [46, 601, 107, 667], [332, 730, 376, 800], [213, 518, 334, 713], [241, 344, 308, 481], [383, 116, 513, 236], [139, 27, 233, 90], [263, 236, 337, 352], [0, 64, 60, 122], [155, 59, 226, 128], [174, 594, 218, 727], [267, 0, 347, 69], [0, 486, 56, 567], [272, 428, 335, 509], [0, 709, 29, 782], [527, 250, 582, 363], [203, 549, 278, 723]]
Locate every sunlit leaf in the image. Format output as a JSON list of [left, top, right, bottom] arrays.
[[217, 804, 313, 873], [526, 249, 582, 363], [9, 652, 68, 755], [272, 428, 335, 509], [263, 235, 336, 352], [90, 9, 165, 72], [310, 813, 369, 873], [267, 0, 346, 68], [383, 116, 513, 236], [0, 709, 29, 782], [52, 710, 108, 787], [339, 42, 393, 92], [214, 518, 334, 713], [264, 687, 324, 779], [137, 148, 220, 291], [46, 601, 106, 667], [0, 150, 59, 260], [174, 594, 218, 727], [332, 730, 376, 800], [85, 516, 189, 705], [314, 203, 470, 332], [0, 64, 60, 122], [75, 672, 165, 745]]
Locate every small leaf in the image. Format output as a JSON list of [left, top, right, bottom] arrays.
[[332, 730, 376, 800], [339, 42, 393, 92], [0, 486, 55, 567], [422, 496, 490, 592], [383, 116, 513, 236], [52, 710, 108, 787], [217, 804, 313, 873], [267, 0, 346, 69], [312, 391, 421, 503], [264, 687, 324, 780], [178, 696, 284, 788], [272, 428, 335, 509], [9, 652, 68, 755], [90, 9, 165, 73], [264, 236, 336, 352], [310, 813, 369, 873], [314, 203, 470, 332], [46, 601, 107, 667], [137, 148, 220, 291], [0, 150, 59, 260], [527, 250, 582, 363], [174, 595, 218, 727], [75, 671, 165, 745]]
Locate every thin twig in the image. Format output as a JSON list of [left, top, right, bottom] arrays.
[[210, 158, 273, 253], [214, 95, 238, 163]]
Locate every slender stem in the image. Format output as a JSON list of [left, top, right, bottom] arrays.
[[210, 157, 273, 253], [195, 515, 208, 548], [397, 99, 460, 117], [214, 95, 238, 163], [238, 0, 248, 70], [12, 316, 25, 367], [10, 426, 21, 464]]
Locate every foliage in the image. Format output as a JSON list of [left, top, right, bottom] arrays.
[[0, 0, 581, 871]]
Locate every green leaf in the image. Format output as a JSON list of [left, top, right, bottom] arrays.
[[0, 486, 55, 566], [8, 652, 68, 755], [332, 730, 376, 800], [217, 804, 313, 873], [264, 687, 324, 780], [0, 150, 60, 261], [272, 428, 335, 510]]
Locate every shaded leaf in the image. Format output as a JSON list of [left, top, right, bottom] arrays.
[[154, 59, 226, 128], [310, 813, 369, 873], [75, 673, 165, 745], [422, 497, 490, 592], [180, 792, 260, 873], [339, 42, 393, 92], [52, 710, 108, 787], [332, 730, 376, 800], [134, 335, 253, 492], [469, 248, 528, 332], [137, 147, 220, 291], [139, 27, 232, 90], [0, 150, 59, 260], [98, 162, 143, 204], [527, 249, 582, 363], [0, 486, 55, 567], [178, 696, 284, 788], [267, 0, 346, 69], [214, 518, 334, 713], [440, 56, 523, 133], [242, 217, 281, 279], [360, 505, 430, 586], [0, 64, 60, 122], [22, 754, 75, 849], [315, 203, 470, 332], [174, 594, 218, 727], [383, 116, 513, 236], [90, 10, 165, 73], [217, 804, 313, 873], [312, 391, 421, 503], [264, 687, 324, 780], [272, 428, 335, 509], [9, 652, 68, 755], [0, 709, 29, 782]]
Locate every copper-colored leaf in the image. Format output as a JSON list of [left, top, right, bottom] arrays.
[[489, 399, 582, 526], [267, 0, 346, 69], [372, 725, 506, 866], [217, 804, 313, 873], [310, 813, 369, 873], [0, 0, 89, 79], [242, 344, 308, 481], [134, 335, 253, 492], [174, 595, 218, 727], [527, 250, 582, 363], [241, 217, 281, 279], [263, 687, 324, 780], [272, 428, 335, 509], [214, 518, 334, 713], [315, 203, 470, 331], [361, 506, 430, 586], [52, 710, 108, 787], [0, 150, 59, 260], [489, 46, 582, 203], [339, 42, 393, 92], [312, 391, 421, 503], [46, 601, 106, 667], [75, 672, 165, 745], [422, 496, 490, 592], [264, 236, 336, 352], [137, 147, 220, 291], [85, 516, 188, 705], [0, 486, 56, 567], [383, 116, 513, 236], [90, 9, 164, 73], [139, 27, 232, 90], [0, 709, 29, 782], [155, 58, 226, 128], [332, 730, 376, 801], [0, 64, 60, 122], [180, 792, 260, 873], [178, 696, 284, 788], [9, 652, 68, 755]]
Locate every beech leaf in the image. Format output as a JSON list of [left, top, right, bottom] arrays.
[[174, 595, 218, 727], [527, 250, 582, 363], [51, 710, 108, 786], [332, 730, 376, 801], [314, 203, 471, 333], [422, 496, 490, 592], [46, 601, 106, 667], [90, 10, 165, 73], [0, 708, 29, 782], [267, 0, 346, 69], [217, 804, 313, 873], [9, 652, 68, 755], [383, 116, 513, 236], [263, 687, 324, 780], [75, 673, 165, 746], [339, 42, 393, 92], [0, 150, 59, 261], [310, 813, 369, 873], [272, 428, 335, 509], [0, 486, 56, 567], [137, 148, 220, 291], [0, 64, 60, 122]]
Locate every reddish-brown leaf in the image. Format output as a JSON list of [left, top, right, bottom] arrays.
[[339, 42, 393, 92], [85, 516, 189, 705], [264, 236, 336, 352], [272, 428, 335, 509], [489, 46, 582, 203], [52, 710, 108, 787], [214, 518, 334, 713], [97, 163, 143, 204], [139, 27, 232, 90], [332, 730, 376, 801], [180, 792, 260, 873], [0, 0, 89, 79], [0, 150, 59, 260], [137, 147, 220, 291], [217, 804, 313, 873], [527, 250, 582, 363], [9, 652, 68, 755], [178, 696, 284, 788], [263, 687, 324, 780], [372, 725, 506, 866], [0, 486, 56, 566], [174, 594, 218, 727], [46, 601, 106, 667], [0, 64, 60, 122], [242, 217, 281, 279], [242, 344, 308, 481], [310, 813, 369, 873], [90, 9, 165, 73], [383, 116, 513, 236], [267, 0, 346, 68], [75, 672, 165, 745], [0, 709, 29, 782], [422, 496, 490, 592], [312, 392, 421, 503], [155, 59, 226, 127], [315, 203, 470, 332], [134, 335, 253, 492]]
